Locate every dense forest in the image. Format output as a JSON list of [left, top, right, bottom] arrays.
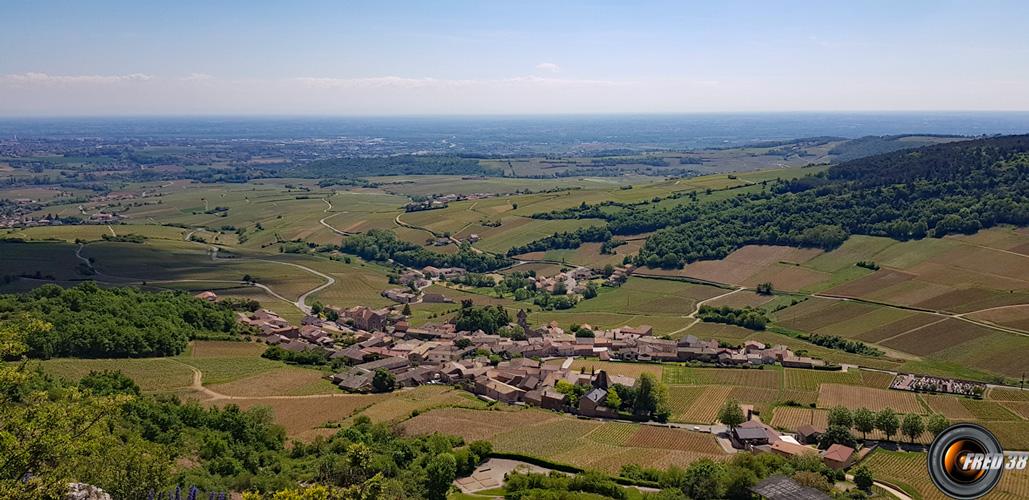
[[525, 134, 1029, 268], [0, 283, 241, 358], [340, 229, 513, 273]]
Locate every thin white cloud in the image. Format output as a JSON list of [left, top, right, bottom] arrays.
[[293, 75, 623, 89], [181, 72, 214, 81], [535, 62, 560, 73], [0, 72, 153, 85]]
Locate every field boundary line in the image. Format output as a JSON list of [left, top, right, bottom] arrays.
[[874, 317, 949, 345]]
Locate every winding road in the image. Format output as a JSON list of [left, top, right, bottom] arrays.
[[78, 238, 334, 315], [207, 246, 334, 315], [172, 359, 363, 401], [319, 196, 355, 236]]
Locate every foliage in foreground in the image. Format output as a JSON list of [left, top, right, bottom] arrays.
[[1, 315, 494, 499]]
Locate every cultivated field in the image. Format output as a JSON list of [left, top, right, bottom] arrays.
[[670, 386, 734, 423], [862, 449, 1029, 500], [650, 245, 827, 292], [187, 340, 266, 358], [782, 368, 863, 391], [207, 394, 388, 438], [401, 407, 729, 472], [816, 384, 923, 414], [990, 387, 1029, 402], [769, 407, 829, 431], [663, 366, 781, 388], [349, 385, 488, 424], [922, 395, 976, 419]]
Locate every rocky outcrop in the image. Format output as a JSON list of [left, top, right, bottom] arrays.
[[66, 483, 112, 500]]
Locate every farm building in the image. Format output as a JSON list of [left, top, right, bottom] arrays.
[[795, 424, 822, 445], [579, 387, 618, 418], [731, 426, 771, 449], [821, 444, 855, 470], [770, 440, 818, 459]]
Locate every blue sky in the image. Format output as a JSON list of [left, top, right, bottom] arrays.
[[2, 0, 1028, 115]]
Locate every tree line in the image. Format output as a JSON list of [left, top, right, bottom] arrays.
[[697, 305, 769, 330], [340, 229, 512, 273]]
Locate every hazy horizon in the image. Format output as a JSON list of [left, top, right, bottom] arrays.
[[3, 1, 1029, 116], [4, 112, 1028, 154]]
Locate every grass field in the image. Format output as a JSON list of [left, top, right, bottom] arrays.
[[176, 350, 284, 385], [999, 401, 1029, 419], [0, 240, 87, 290], [979, 421, 1029, 450], [22, 358, 195, 392], [572, 277, 725, 316], [205, 366, 338, 397], [674, 227, 1029, 381], [523, 277, 725, 335], [666, 385, 707, 422], [959, 399, 1020, 421], [658, 366, 909, 423], [1, 232, 397, 318], [648, 245, 827, 291], [566, 359, 662, 379], [5, 223, 190, 243]]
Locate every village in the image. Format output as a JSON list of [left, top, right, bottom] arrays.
[[228, 282, 887, 487], [224, 262, 831, 410]]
